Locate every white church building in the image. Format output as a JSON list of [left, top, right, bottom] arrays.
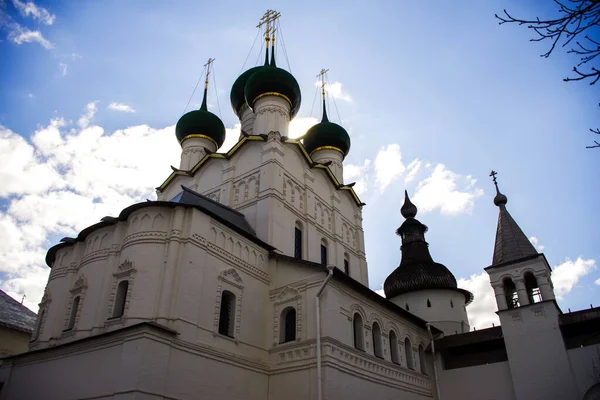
[[1, 11, 599, 400]]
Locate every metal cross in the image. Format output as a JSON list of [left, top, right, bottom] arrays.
[[317, 68, 329, 99], [489, 170, 498, 185], [204, 58, 215, 87], [257, 9, 280, 37]]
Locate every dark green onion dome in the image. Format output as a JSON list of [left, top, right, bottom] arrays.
[[302, 100, 351, 157], [244, 65, 302, 119], [230, 66, 265, 118], [175, 88, 226, 148], [384, 191, 473, 303]]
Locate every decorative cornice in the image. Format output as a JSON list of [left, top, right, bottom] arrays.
[[310, 145, 345, 156], [253, 92, 292, 108], [180, 134, 218, 148]]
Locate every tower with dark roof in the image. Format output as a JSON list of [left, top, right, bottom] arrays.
[[484, 172, 555, 311], [384, 191, 473, 335], [482, 172, 577, 400]]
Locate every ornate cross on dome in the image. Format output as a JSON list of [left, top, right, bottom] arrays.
[[257, 9, 280, 42], [203, 58, 215, 89], [317, 68, 329, 100], [490, 170, 498, 185]]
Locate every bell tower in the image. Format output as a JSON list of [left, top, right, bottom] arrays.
[[484, 171, 577, 400]]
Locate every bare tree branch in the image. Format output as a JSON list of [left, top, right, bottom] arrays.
[[496, 1, 600, 148]]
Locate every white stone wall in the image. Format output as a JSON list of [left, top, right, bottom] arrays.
[[567, 343, 600, 398], [389, 289, 470, 335], [156, 134, 368, 285], [437, 361, 516, 400]]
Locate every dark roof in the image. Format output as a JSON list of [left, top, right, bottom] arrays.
[[176, 186, 258, 238], [383, 191, 472, 304], [0, 289, 37, 333], [492, 204, 537, 266], [435, 326, 503, 350], [46, 187, 274, 267], [270, 252, 442, 334]]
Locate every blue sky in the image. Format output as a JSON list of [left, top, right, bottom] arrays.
[[1, 0, 598, 328]]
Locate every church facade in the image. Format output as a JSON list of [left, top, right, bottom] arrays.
[[1, 12, 599, 400]]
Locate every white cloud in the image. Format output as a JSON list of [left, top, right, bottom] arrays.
[[290, 117, 318, 139], [0, 106, 183, 310], [529, 236, 545, 251], [404, 159, 422, 184], [552, 257, 596, 299], [374, 144, 405, 192], [78, 101, 97, 129], [595, 278, 600, 286], [219, 123, 241, 153], [59, 62, 68, 76], [7, 22, 53, 49], [72, 53, 82, 59], [412, 164, 484, 215], [314, 80, 352, 102], [108, 102, 135, 113], [458, 272, 499, 330], [12, 0, 55, 25], [27, 93, 35, 99], [344, 159, 371, 195]]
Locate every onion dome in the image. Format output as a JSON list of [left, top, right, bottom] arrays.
[[303, 99, 351, 157], [175, 86, 226, 148], [230, 66, 265, 118], [243, 42, 301, 118], [384, 191, 472, 303]]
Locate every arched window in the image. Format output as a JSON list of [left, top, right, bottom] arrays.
[[67, 296, 80, 330], [280, 307, 296, 343], [218, 290, 236, 338], [294, 222, 302, 259], [372, 322, 383, 358], [353, 313, 364, 351], [344, 253, 350, 275], [503, 278, 519, 308], [427, 299, 431, 308], [111, 280, 129, 318], [405, 303, 410, 311], [524, 272, 541, 304], [320, 239, 328, 265], [419, 344, 427, 374], [389, 330, 400, 364], [405, 338, 414, 370], [34, 309, 45, 340]]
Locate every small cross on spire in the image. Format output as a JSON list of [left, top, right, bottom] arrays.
[[490, 170, 498, 185], [317, 68, 329, 100], [203, 58, 215, 88]]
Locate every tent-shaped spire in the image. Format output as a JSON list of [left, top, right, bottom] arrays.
[[490, 171, 537, 265]]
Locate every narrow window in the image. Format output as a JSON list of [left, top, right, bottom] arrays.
[[353, 313, 364, 350], [406, 303, 410, 311], [524, 272, 542, 303], [427, 299, 431, 308], [405, 338, 414, 370], [320, 240, 328, 265], [450, 299, 454, 308], [218, 290, 236, 337], [111, 280, 129, 318], [419, 344, 427, 374], [280, 307, 297, 343], [389, 330, 400, 364], [344, 258, 350, 275], [503, 278, 519, 308], [294, 225, 302, 259], [372, 322, 383, 358], [67, 296, 80, 330]]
